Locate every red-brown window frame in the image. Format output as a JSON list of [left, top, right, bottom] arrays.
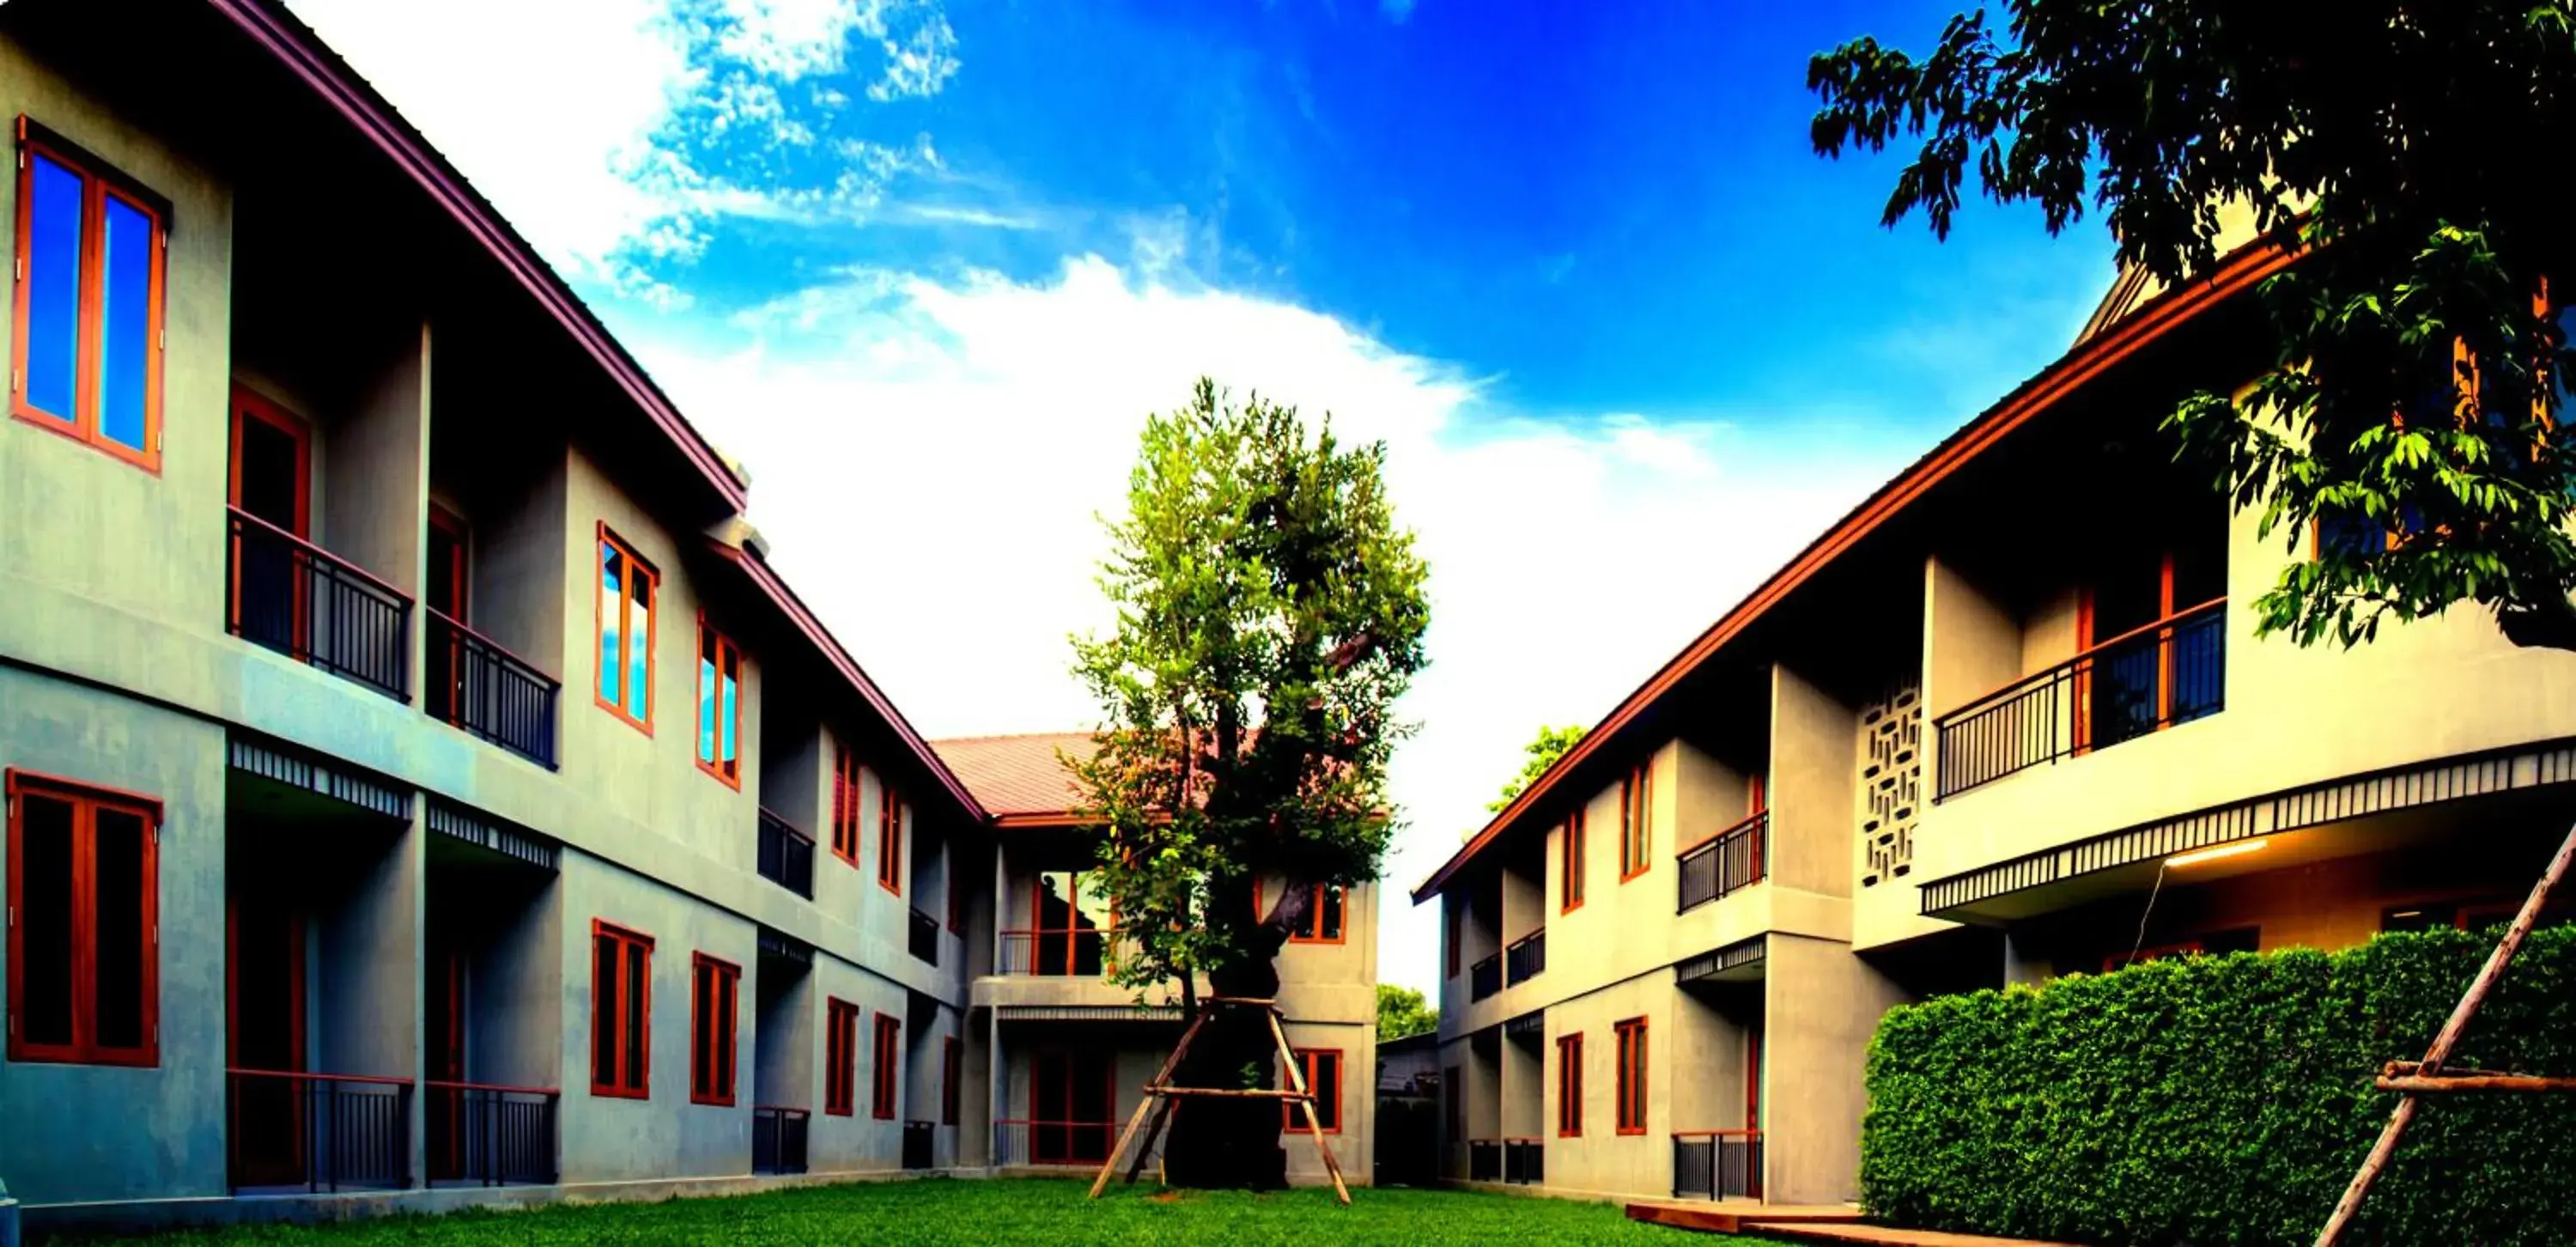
[[9, 118, 169, 472], [694, 616, 744, 788], [593, 525, 659, 734], [877, 782, 904, 896], [1556, 1031, 1583, 1137], [5, 769, 160, 1067], [589, 920, 653, 1098], [941, 1034, 963, 1125], [871, 1013, 902, 1119], [823, 997, 860, 1116], [830, 745, 864, 867], [1619, 763, 1653, 883], [1613, 1017, 1648, 1135], [1255, 879, 1347, 945], [1560, 810, 1586, 913], [688, 952, 739, 1106], [1284, 1048, 1343, 1133]]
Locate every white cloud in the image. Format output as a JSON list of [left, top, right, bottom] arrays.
[[616, 257, 1907, 996]]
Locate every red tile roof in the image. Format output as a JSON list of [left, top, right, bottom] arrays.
[[932, 733, 1099, 821]]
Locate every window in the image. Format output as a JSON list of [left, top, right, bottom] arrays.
[[1560, 811, 1585, 913], [689, 953, 738, 1105], [831, 746, 864, 866], [941, 1035, 963, 1125], [1285, 1049, 1342, 1133], [1556, 1033, 1583, 1137], [5, 771, 157, 1066], [10, 122, 167, 469], [1259, 880, 1346, 943], [589, 922, 652, 1098], [824, 998, 860, 1116], [1613, 1017, 1648, 1134], [1745, 1028, 1762, 1128], [695, 619, 743, 787], [2077, 540, 2227, 751], [872, 1013, 902, 1119], [1030, 869, 1115, 976], [878, 782, 904, 894], [595, 526, 658, 732], [1619, 763, 1653, 882]]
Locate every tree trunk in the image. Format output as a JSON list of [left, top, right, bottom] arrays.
[[1160, 880, 1309, 1190]]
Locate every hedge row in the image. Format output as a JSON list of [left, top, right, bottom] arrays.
[[1861, 924, 2576, 1246]]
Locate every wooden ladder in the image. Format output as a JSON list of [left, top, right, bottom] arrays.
[[1086, 995, 1352, 1205]]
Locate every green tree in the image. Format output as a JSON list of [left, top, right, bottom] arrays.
[[1808, 2, 2576, 650], [1491, 724, 1587, 812], [1071, 378, 1431, 1189], [1376, 984, 1439, 1041]]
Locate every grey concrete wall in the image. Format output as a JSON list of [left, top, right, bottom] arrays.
[[752, 960, 815, 1111], [803, 953, 909, 1173], [1771, 664, 1857, 898], [469, 873, 564, 1089], [1762, 933, 1907, 1205]]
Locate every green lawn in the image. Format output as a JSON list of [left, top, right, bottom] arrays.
[[74, 1178, 1749, 1245]]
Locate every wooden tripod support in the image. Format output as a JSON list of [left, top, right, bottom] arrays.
[[2312, 818, 2576, 1246], [1086, 995, 1352, 1205]]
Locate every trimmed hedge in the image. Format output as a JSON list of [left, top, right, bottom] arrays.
[[1862, 925, 2576, 1246]]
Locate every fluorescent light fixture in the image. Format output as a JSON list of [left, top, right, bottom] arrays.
[[2166, 839, 2269, 869]]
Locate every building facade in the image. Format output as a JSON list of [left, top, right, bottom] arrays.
[[1411, 225, 2576, 1207], [932, 733, 1380, 1190], [0, 1, 1378, 1232]]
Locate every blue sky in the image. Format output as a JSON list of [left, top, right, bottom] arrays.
[[295, 0, 2114, 993]]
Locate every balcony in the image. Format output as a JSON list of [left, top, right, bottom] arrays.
[[909, 907, 940, 966], [1503, 1137, 1544, 1185], [1470, 953, 1502, 1002], [1678, 811, 1768, 914], [1504, 930, 1546, 987], [227, 1069, 414, 1192], [426, 610, 560, 768], [903, 1119, 936, 1170], [757, 808, 816, 899], [1935, 598, 2225, 801], [752, 1105, 810, 1174], [996, 928, 1130, 976], [426, 1080, 557, 1187], [1671, 1128, 1763, 1201], [225, 507, 412, 702]]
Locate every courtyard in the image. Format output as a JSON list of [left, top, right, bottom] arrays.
[[69, 1180, 1747, 1245]]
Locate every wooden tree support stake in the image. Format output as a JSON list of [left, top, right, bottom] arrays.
[[2312, 818, 2576, 1247], [1088, 997, 1352, 1206]]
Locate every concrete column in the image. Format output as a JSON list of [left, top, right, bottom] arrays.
[[1771, 664, 1859, 897], [312, 806, 424, 1183], [1922, 556, 2020, 721], [2002, 931, 2052, 988], [323, 322, 431, 701], [1760, 934, 1908, 1205]]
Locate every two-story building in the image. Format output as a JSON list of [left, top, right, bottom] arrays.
[[1, 0, 988, 1232], [933, 733, 1381, 1189], [1410, 225, 2576, 1208]]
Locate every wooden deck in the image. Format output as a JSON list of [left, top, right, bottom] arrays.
[[1624, 1201, 2083, 1246]]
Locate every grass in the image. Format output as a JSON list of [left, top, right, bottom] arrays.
[[72, 1178, 1753, 1245]]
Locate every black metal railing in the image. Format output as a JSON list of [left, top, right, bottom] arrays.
[[994, 928, 1133, 976], [1467, 1138, 1502, 1182], [1935, 598, 2226, 801], [426, 1081, 557, 1186], [757, 809, 815, 899], [1672, 1129, 1763, 1201], [1678, 810, 1769, 914], [909, 907, 940, 966], [228, 1069, 414, 1192], [1504, 1137, 1544, 1185], [1504, 929, 1546, 986], [226, 507, 412, 702], [426, 610, 560, 768], [1470, 953, 1502, 1002], [903, 1119, 936, 1170], [752, 1105, 810, 1174], [993, 1119, 1125, 1167]]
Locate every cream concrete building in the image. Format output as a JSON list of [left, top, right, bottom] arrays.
[[0, 0, 1374, 1233], [1411, 236, 2576, 1208], [933, 733, 1380, 1189]]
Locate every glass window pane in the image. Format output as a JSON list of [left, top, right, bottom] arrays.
[[697, 653, 715, 763], [1315, 1054, 1340, 1129], [23, 155, 84, 421], [1320, 885, 1345, 940], [598, 545, 623, 706], [721, 664, 739, 766], [17, 794, 76, 1047], [623, 945, 647, 1089], [627, 573, 653, 721], [99, 196, 154, 451], [592, 934, 617, 1084], [91, 806, 148, 1049]]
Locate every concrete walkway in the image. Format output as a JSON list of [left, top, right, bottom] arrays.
[[1625, 1201, 2085, 1246]]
